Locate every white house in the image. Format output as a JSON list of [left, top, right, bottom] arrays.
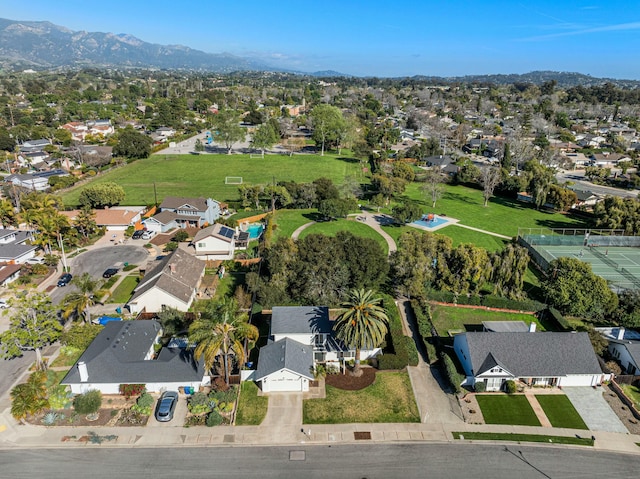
[[61, 320, 208, 394], [158, 196, 222, 228], [254, 306, 383, 393], [598, 327, 640, 375], [0, 229, 38, 263], [453, 331, 607, 391], [192, 223, 235, 260], [127, 248, 205, 314], [142, 211, 178, 234]]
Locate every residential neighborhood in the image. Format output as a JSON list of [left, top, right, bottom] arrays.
[[1, 65, 640, 464]]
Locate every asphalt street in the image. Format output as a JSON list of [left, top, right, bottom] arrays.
[[2, 444, 640, 479]]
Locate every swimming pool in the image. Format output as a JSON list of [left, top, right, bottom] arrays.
[[411, 215, 451, 229], [246, 223, 264, 239]]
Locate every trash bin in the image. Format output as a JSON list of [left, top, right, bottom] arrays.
[[115, 307, 122, 314]]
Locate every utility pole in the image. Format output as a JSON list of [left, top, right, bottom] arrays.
[[153, 182, 158, 206]]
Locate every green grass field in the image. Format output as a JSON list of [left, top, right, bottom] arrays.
[[535, 395, 588, 429], [397, 183, 588, 238], [60, 153, 363, 207], [106, 274, 140, 304], [476, 394, 541, 426], [303, 372, 419, 424], [272, 209, 318, 240], [452, 431, 593, 446], [235, 381, 268, 426], [430, 305, 541, 334], [298, 217, 389, 254]]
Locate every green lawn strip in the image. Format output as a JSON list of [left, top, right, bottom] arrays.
[[303, 372, 420, 424], [430, 305, 541, 334], [106, 274, 140, 304], [535, 394, 588, 429], [398, 183, 588, 238], [476, 395, 541, 426], [273, 209, 317, 240], [60, 154, 362, 207], [235, 381, 268, 426], [298, 218, 389, 254], [621, 384, 640, 410], [451, 431, 593, 446], [51, 349, 82, 368]]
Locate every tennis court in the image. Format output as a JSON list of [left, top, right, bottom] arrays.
[[518, 228, 640, 291]]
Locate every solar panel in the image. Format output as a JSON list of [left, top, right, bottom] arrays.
[[219, 226, 235, 238]]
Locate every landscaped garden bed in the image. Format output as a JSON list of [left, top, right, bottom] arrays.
[[325, 367, 376, 390]]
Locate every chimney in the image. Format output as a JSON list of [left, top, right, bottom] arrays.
[[169, 263, 176, 274], [78, 361, 88, 382], [617, 327, 625, 340], [528, 322, 536, 333]]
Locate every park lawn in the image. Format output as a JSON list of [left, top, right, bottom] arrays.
[[430, 305, 542, 334], [303, 372, 419, 424], [452, 431, 593, 446], [476, 394, 541, 426], [382, 222, 507, 252], [235, 381, 268, 426], [106, 274, 140, 304], [60, 153, 363, 207], [298, 217, 389, 254], [535, 395, 588, 429], [621, 384, 640, 410], [272, 209, 317, 240], [398, 183, 588, 238]]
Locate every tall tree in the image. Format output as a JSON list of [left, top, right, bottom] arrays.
[[211, 109, 245, 154], [310, 104, 346, 156], [189, 299, 258, 384], [250, 122, 279, 156], [78, 182, 125, 209], [479, 166, 502, 207], [0, 293, 62, 371], [491, 244, 530, 299], [421, 170, 447, 208], [333, 289, 389, 376], [61, 273, 102, 324], [113, 126, 153, 159]]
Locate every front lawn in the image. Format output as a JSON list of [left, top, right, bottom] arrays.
[[106, 274, 140, 304], [60, 153, 363, 207], [235, 381, 268, 426], [621, 384, 640, 410], [476, 394, 541, 426], [535, 394, 588, 429], [430, 305, 542, 334], [303, 372, 419, 424]]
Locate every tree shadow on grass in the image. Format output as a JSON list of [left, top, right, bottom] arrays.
[[335, 156, 360, 164], [302, 211, 326, 222]]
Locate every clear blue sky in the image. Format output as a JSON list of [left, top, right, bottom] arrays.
[[3, 0, 640, 79]]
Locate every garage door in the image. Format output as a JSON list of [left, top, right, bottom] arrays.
[[267, 377, 302, 392]]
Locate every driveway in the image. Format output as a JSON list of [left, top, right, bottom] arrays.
[[563, 387, 628, 433], [262, 393, 302, 430], [147, 392, 188, 428]]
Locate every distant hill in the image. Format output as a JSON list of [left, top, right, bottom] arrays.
[[410, 71, 640, 88], [0, 18, 270, 72]]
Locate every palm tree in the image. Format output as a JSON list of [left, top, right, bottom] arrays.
[[61, 273, 101, 324], [333, 289, 389, 377], [189, 299, 258, 385], [10, 371, 49, 422]]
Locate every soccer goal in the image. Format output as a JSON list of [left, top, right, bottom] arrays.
[[250, 152, 265, 159], [225, 176, 243, 185]]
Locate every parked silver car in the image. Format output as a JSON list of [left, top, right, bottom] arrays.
[[155, 391, 179, 422]]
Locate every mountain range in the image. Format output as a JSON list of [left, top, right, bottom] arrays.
[[0, 18, 638, 87]]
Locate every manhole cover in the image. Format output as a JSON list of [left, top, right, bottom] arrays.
[[354, 431, 371, 440], [223, 434, 235, 443], [290, 450, 306, 461]]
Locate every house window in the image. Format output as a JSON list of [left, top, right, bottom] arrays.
[[314, 352, 326, 362], [340, 351, 355, 359], [314, 334, 325, 348], [197, 242, 206, 248]]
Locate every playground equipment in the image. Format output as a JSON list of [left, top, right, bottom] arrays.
[[421, 213, 435, 222]]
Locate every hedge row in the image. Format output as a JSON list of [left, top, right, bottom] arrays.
[[378, 295, 419, 370], [427, 290, 546, 312], [545, 307, 572, 331], [441, 352, 464, 395], [411, 300, 438, 364]]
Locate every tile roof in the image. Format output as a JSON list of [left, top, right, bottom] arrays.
[[462, 332, 602, 377], [94, 209, 138, 226], [255, 337, 314, 380]]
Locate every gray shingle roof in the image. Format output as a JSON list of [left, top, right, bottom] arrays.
[[482, 321, 529, 333], [463, 332, 602, 377], [255, 337, 314, 380], [129, 249, 204, 307], [193, 223, 235, 243], [160, 196, 208, 212], [623, 342, 640, 369], [271, 306, 331, 335], [61, 320, 205, 385]]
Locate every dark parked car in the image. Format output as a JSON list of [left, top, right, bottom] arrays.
[[155, 391, 179, 422], [57, 273, 73, 287], [132, 230, 145, 240], [102, 268, 119, 278]]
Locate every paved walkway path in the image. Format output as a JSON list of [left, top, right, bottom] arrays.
[[451, 223, 512, 239], [291, 221, 316, 240], [522, 392, 553, 427]]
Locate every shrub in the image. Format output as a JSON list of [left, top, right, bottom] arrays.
[[209, 386, 237, 404], [206, 410, 224, 427], [61, 324, 104, 350], [546, 307, 572, 331], [378, 353, 407, 370], [442, 352, 464, 395], [474, 381, 486, 393], [131, 392, 154, 416], [164, 241, 178, 252], [412, 300, 438, 364], [605, 360, 622, 375], [30, 264, 49, 275], [73, 389, 102, 414], [377, 294, 416, 369], [173, 230, 189, 242], [47, 385, 73, 409], [212, 376, 230, 392], [403, 336, 419, 366], [188, 392, 211, 414], [119, 384, 146, 398], [504, 380, 517, 394], [42, 411, 63, 426]]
